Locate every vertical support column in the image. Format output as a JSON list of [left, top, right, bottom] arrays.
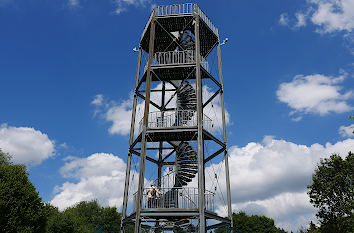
[[155, 81, 165, 232], [216, 29, 233, 230], [134, 8, 156, 233], [121, 47, 142, 233], [194, 4, 206, 232], [157, 81, 165, 188]]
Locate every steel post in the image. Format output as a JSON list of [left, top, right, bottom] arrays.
[[194, 4, 206, 232], [217, 28, 233, 230], [134, 8, 156, 233], [121, 47, 142, 233]]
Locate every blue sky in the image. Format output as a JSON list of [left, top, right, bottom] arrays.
[[0, 0, 353, 231]]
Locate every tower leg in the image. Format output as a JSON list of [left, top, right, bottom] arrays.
[[134, 8, 156, 233], [194, 5, 206, 232], [121, 47, 142, 233], [217, 29, 233, 231]]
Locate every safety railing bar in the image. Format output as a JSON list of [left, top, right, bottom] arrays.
[[133, 187, 214, 211]]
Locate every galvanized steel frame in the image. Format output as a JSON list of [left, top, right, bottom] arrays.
[[121, 4, 232, 232]]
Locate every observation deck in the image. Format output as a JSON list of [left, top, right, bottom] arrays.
[[123, 187, 229, 228], [140, 3, 219, 58], [136, 110, 218, 143], [140, 49, 216, 84], [133, 187, 215, 211]]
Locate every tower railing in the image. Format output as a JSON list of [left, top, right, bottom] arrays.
[[141, 4, 218, 40], [143, 50, 209, 73], [156, 3, 194, 16], [132, 187, 215, 211], [155, 3, 218, 36], [138, 110, 213, 133]]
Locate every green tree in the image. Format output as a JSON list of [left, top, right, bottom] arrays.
[[46, 200, 121, 233], [215, 212, 287, 233], [307, 152, 354, 233], [299, 221, 321, 233], [0, 148, 12, 165], [0, 150, 47, 233]]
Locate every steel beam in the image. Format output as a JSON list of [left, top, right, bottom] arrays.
[[194, 5, 206, 232], [204, 147, 225, 164], [203, 88, 221, 108], [136, 92, 161, 110], [131, 150, 159, 164], [121, 47, 142, 233], [133, 147, 174, 151], [203, 129, 225, 148], [134, 8, 156, 233], [206, 222, 229, 230], [162, 148, 176, 162], [217, 28, 233, 230]]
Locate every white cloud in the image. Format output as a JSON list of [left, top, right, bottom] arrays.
[[279, 13, 289, 26], [50, 134, 354, 230], [276, 73, 353, 117], [114, 0, 151, 15], [105, 98, 133, 135], [51, 153, 128, 210], [339, 124, 354, 137], [91, 94, 104, 106], [203, 85, 230, 134], [0, 124, 55, 166], [295, 12, 307, 28], [51, 152, 152, 211], [204, 136, 354, 231], [280, 0, 354, 34], [310, 0, 354, 33]]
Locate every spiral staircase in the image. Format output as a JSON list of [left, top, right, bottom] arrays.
[[159, 31, 200, 209]]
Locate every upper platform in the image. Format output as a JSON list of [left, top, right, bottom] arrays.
[[140, 3, 219, 58]]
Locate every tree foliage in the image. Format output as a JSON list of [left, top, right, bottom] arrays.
[[215, 212, 287, 233], [46, 200, 121, 233], [0, 154, 47, 232], [0, 148, 12, 166], [307, 152, 354, 233]]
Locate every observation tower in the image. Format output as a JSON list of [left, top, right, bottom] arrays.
[[121, 3, 232, 232]]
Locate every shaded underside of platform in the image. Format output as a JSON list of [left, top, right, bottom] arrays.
[[141, 15, 218, 57]]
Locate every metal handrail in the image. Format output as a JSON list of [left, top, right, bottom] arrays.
[[143, 50, 209, 73], [156, 3, 194, 16], [195, 5, 218, 35], [141, 4, 218, 42], [154, 3, 218, 36], [132, 187, 215, 211], [138, 110, 212, 133]]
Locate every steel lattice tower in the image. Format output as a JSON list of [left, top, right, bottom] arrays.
[[120, 4, 232, 232]]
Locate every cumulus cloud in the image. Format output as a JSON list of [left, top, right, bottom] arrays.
[[92, 84, 230, 136], [51, 153, 128, 210], [0, 124, 55, 166], [51, 152, 154, 211], [279, 0, 354, 34], [114, 0, 151, 15], [339, 124, 354, 137], [310, 0, 354, 33], [276, 73, 353, 118], [50, 135, 354, 231], [204, 136, 354, 231]]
